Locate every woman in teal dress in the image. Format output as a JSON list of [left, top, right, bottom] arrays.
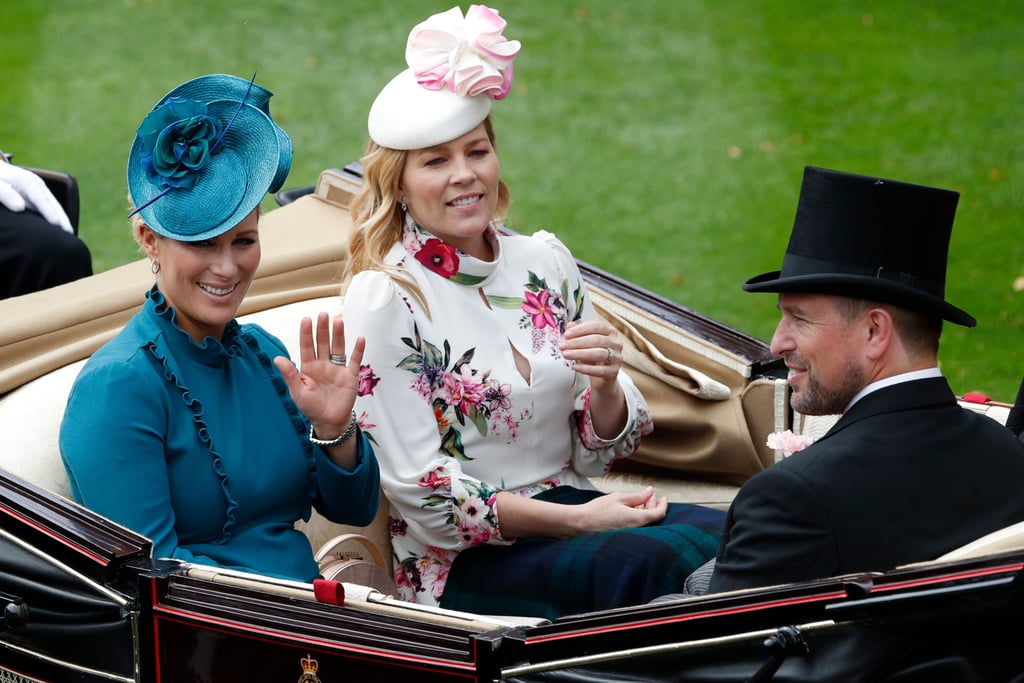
[[59, 74, 379, 582]]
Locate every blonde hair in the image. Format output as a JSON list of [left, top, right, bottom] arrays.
[[344, 116, 511, 310], [129, 196, 148, 249]]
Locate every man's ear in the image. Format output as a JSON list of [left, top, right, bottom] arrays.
[[863, 307, 895, 361]]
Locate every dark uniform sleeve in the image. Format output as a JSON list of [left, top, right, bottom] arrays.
[[709, 464, 837, 593]]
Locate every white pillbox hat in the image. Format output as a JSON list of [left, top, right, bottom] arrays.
[[366, 5, 520, 151]]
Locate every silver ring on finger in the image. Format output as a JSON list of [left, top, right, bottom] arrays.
[[605, 347, 615, 365], [329, 353, 347, 366]]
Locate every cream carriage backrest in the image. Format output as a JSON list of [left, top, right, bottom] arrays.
[[0, 193, 350, 396], [0, 360, 84, 500], [0, 298, 346, 497], [0, 295, 392, 557], [0, 189, 366, 554]]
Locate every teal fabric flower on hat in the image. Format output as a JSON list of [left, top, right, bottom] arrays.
[[137, 97, 222, 189]]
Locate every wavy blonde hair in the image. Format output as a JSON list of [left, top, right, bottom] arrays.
[[344, 116, 511, 311]]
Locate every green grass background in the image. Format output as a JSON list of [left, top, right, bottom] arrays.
[[2, 1, 1021, 399]]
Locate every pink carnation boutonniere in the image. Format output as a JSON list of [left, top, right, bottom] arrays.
[[766, 430, 815, 457]]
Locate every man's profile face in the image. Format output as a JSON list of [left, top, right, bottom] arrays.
[[769, 293, 867, 416]]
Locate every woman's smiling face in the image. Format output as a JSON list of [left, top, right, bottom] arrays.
[[399, 122, 500, 260], [141, 208, 261, 342]]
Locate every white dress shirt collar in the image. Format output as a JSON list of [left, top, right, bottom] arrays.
[[846, 367, 943, 412]]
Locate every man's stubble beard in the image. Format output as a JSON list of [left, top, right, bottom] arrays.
[[789, 356, 867, 416]]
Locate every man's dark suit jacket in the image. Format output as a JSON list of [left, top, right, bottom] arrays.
[[0, 205, 91, 299], [708, 376, 1024, 594]]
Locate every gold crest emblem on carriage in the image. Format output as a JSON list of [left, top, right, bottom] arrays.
[[297, 653, 321, 683]]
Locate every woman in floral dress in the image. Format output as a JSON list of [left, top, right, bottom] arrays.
[[341, 5, 724, 619]]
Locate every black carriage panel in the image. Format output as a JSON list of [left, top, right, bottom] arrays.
[[0, 470, 150, 681], [139, 571, 512, 682]]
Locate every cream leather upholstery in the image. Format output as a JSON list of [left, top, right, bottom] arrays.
[[3, 293, 1015, 569], [0, 293, 734, 569], [0, 297, 392, 560], [0, 179, 1014, 581], [930, 520, 1024, 563]]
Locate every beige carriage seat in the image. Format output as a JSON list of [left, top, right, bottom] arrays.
[[896, 518, 1024, 571], [3, 297, 1016, 580], [0, 289, 739, 577], [932, 520, 1024, 562], [0, 297, 390, 563], [0, 358, 84, 501]]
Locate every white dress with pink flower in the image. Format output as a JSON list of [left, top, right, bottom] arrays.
[[342, 219, 653, 607]]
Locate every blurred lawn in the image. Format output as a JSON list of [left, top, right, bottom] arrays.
[[1, 1, 1021, 399]]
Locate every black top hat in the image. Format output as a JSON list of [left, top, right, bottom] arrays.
[[743, 166, 975, 327]]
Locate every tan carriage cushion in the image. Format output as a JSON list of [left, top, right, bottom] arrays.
[[898, 519, 1024, 571], [0, 296, 390, 563], [0, 186, 753, 566], [0, 360, 84, 501], [0, 194, 348, 396], [589, 286, 789, 487], [932, 520, 1024, 562], [592, 470, 737, 510]]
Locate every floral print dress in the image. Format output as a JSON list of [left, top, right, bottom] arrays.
[[342, 217, 653, 606]]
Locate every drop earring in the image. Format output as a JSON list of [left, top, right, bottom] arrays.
[[400, 196, 407, 213], [151, 260, 161, 275]]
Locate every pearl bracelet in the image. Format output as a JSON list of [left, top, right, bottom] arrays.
[[309, 411, 358, 447]]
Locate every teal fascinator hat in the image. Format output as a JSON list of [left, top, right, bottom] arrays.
[[127, 73, 292, 241]]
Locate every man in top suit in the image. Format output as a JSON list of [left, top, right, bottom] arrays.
[[706, 166, 1024, 594], [0, 150, 92, 299]]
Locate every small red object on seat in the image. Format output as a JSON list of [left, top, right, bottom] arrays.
[[313, 578, 345, 605], [961, 392, 991, 404]]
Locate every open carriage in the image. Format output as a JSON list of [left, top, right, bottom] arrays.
[[2, 166, 1023, 682]]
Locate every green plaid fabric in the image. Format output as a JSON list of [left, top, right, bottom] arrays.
[[440, 487, 725, 620]]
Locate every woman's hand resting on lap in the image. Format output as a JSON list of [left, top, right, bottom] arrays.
[[495, 486, 668, 540]]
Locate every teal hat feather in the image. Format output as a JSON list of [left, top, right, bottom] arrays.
[[127, 73, 292, 241]]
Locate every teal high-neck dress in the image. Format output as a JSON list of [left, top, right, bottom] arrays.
[[60, 286, 380, 582]]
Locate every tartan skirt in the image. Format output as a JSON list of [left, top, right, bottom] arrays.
[[439, 486, 726, 621]]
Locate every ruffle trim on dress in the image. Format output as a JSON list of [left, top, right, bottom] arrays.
[[239, 327, 318, 504], [146, 287, 242, 544]]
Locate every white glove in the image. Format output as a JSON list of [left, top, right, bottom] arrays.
[[0, 161, 74, 234]]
